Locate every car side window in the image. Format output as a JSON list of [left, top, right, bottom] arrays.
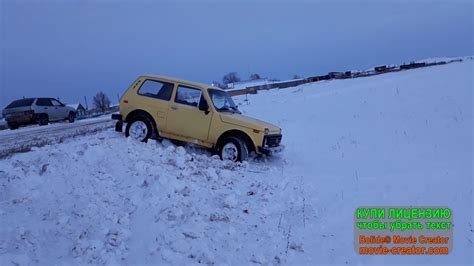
[[36, 98, 52, 106], [138, 79, 174, 101], [50, 99, 63, 106], [175, 86, 201, 107]]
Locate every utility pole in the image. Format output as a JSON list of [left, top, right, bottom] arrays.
[[84, 96, 88, 111]]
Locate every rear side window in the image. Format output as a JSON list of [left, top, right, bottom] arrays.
[[137, 80, 174, 101], [175, 86, 201, 107], [51, 99, 63, 106], [36, 98, 52, 106], [5, 98, 34, 109]]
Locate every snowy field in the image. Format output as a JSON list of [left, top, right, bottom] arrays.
[[0, 60, 472, 265]]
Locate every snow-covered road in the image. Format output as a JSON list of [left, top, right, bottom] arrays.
[[0, 116, 114, 158], [0, 60, 472, 265]]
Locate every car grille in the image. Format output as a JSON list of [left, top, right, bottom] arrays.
[[264, 134, 282, 147]]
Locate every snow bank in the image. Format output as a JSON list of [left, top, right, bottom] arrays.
[[0, 131, 306, 265], [0, 60, 472, 265], [234, 60, 473, 265]]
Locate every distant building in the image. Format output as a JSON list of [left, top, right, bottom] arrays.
[[328, 71, 354, 79], [227, 78, 269, 90], [374, 65, 387, 72], [67, 103, 87, 117]]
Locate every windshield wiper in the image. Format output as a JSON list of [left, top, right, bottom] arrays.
[[230, 106, 241, 114], [219, 106, 239, 113]]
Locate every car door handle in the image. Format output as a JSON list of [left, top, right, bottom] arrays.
[[170, 106, 178, 110]]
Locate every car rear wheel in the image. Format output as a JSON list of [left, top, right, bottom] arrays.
[[125, 117, 152, 142], [219, 136, 249, 162], [7, 123, 19, 130], [38, 114, 49, 126]]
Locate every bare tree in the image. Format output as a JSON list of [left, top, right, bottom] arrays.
[[93, 92, 111, 113], [249, 73, 261, 80], [222, 72, 241, 87]]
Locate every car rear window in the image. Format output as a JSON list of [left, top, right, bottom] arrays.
[[138, 80, 174, 101], [5, 98, 35, 109]]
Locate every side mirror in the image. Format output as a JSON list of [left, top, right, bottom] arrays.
[[199, 98, 210, 115]]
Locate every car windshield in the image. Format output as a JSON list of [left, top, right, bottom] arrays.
[[208, 89, 239, 113]]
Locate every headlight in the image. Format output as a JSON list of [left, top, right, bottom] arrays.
[[264, 128, 269, 135]]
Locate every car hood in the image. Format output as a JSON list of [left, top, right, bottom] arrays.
[[219, 112, 281, 133]]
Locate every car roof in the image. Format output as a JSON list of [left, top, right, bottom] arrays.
[[140, 74, 225, 91], [13, 97, 56, 101], [13, 98, 36, 101]]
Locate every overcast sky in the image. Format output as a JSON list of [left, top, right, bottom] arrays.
[[0, 0, 472, 108]]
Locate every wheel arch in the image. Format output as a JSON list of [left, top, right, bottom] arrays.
[[37, 113, 49, 120], [216, 129, 256, 153], [125, 109, 158, 138]]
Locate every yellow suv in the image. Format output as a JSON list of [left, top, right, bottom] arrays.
[[112, 75, 283, 161]]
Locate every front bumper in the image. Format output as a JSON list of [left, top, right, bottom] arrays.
[[258, 145, 285, 155], [257, 133, 284, 155]]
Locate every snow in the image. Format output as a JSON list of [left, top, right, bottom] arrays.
[[0, 116, 113, 158], [415, 56, 471, 64], [0, 60, 472, 265], [227, 79, 269, 90], [0, 115, 111, 137]]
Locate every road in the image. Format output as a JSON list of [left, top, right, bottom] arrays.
[[0, 116, 115, 158]]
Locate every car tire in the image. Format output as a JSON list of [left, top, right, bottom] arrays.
[[7, 123, 19, 130], [38, 114, 49, 126], [219, 136, 249, 162], [125, 116, 152, 142], [68, 112, 75, 123]]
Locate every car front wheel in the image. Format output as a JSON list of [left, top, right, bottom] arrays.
[[219, 136, 249, 162], [125, 117, 152, 142], [68, 112, 75, 123]]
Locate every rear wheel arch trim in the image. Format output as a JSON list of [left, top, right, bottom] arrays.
[[125, 110, 158, 137]]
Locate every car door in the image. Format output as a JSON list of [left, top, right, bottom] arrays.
[[50, 99, 68, 120], [166, 85, 212, 141], [35, 98, 57, 120]]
